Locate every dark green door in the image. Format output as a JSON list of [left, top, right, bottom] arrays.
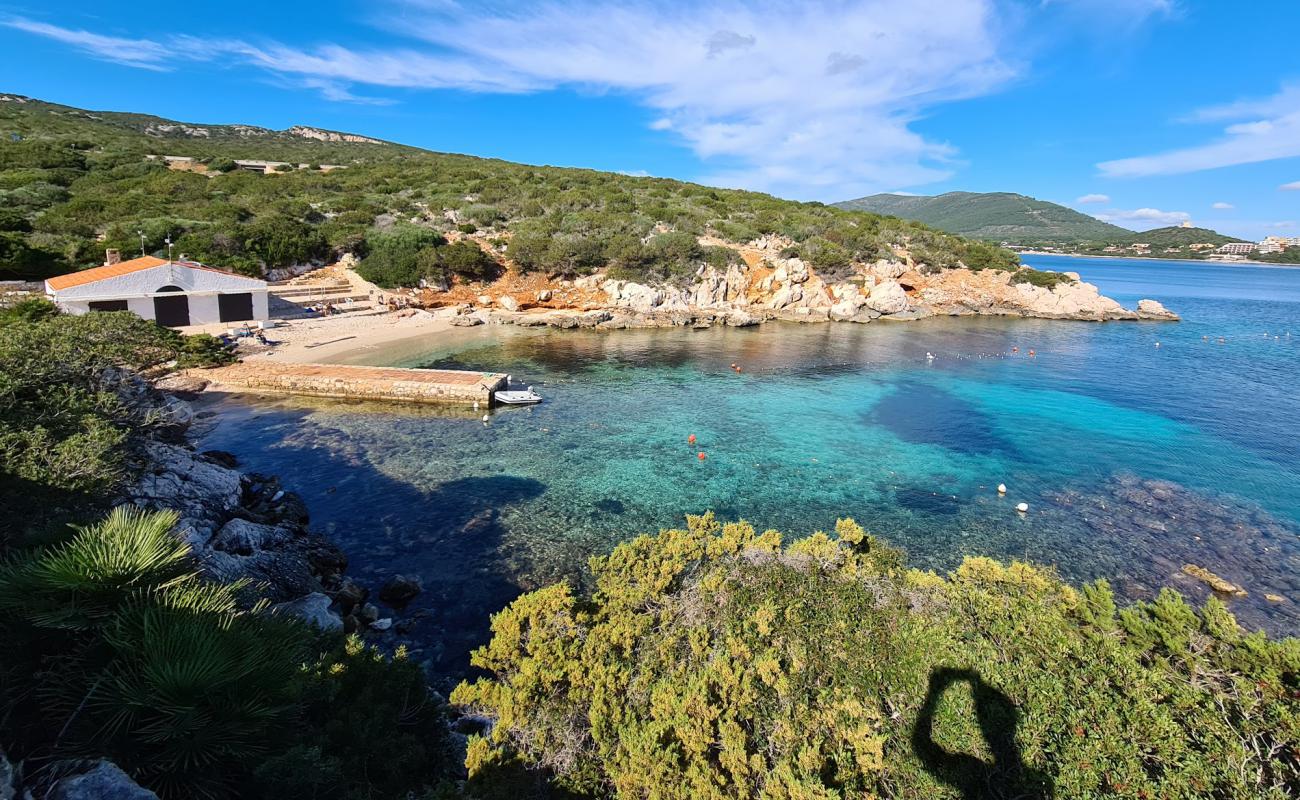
[[153, 293, 190, 327], [218, 292, 254, 322]]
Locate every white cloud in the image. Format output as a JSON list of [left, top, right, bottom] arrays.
[[1211, 201, 1234, 210], [1076, 193, 1110, 204], [1093, 207, 1190, 229], [1099, 83, 1300, 177], [2, 18, 173, 70], [1281, 181, 1300, 191], [5, 2, 1020, 199]]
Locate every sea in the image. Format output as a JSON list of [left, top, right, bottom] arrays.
[[194, 254, 1300, 684]]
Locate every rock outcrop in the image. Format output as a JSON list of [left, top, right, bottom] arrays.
[[122, 383, 347, 625], [440, 241, 1178, 330]]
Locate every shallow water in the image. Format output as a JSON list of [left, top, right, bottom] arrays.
[[196, 255, 1300, 683]]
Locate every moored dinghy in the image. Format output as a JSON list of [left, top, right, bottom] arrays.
[[495, 386, 543, 405]]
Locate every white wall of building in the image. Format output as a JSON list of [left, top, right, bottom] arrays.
[[47, 262, 268, 325]]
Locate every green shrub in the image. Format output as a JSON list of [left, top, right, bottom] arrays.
[[356, 225, 446, 288], [0, 311, 182, 526], [1013, 267, 1073, 288], [455, 513, 1300, 800], [177, 333, 235, 369]]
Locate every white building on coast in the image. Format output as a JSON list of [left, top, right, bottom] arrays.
[[45, 251, 268, 327]]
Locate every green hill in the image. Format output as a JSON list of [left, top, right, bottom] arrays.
[[0, 94, 1017, 282], [834, 191, 1132, 243], [1117, 226, 1244, 246]]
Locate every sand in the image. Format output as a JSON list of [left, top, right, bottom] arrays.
[[233, 309, 456, 364]]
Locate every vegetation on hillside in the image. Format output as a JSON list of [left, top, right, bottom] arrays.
[[834, 192, 1133, 243], [0, 302, 455, 799], [0, 96, 1018, 286], [0, 506, 454, 800], [454, 513, 1300, 799]]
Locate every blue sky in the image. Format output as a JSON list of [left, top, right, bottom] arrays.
[[3, 0, 1298, 239]]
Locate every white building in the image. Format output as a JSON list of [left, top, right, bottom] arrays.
[[1217, 242, 1256, 255], [45, 253, 268, 327]]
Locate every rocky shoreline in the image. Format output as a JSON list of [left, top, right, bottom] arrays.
[[427, 242, 1179, 331]]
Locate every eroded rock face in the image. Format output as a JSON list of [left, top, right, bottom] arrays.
[[126, 418, 345, 605]]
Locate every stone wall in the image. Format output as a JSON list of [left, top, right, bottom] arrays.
[[206, 363, 507, 406]]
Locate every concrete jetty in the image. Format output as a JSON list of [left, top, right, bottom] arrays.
[[203, 362, 508, 406]]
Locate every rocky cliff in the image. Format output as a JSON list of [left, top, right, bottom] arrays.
[[421, 234, 1178, 330]]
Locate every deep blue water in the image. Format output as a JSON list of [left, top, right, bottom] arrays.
[[196, 256, 1300, 682]]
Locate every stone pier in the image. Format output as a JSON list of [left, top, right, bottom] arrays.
[[203, 362, 508, 406]]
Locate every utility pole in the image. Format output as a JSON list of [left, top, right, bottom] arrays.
[[138, 229, 146, 258], [165, 235, 173, 262]]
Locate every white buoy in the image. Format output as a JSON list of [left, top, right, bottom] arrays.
[[482, 414, 489, 423], [997, 483, 1007, 495], [1016, 502, 1029, 513], [473, 401, 479, 411]]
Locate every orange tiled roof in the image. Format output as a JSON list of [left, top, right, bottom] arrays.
[[45, 257, 259, 291]]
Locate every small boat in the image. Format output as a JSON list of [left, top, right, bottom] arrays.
[[495, 388, 543, 405]]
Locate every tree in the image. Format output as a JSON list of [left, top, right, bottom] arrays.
[[355, 225, 446, 288]]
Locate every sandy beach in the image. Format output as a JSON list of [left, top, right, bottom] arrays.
[[214, 309, 458, 364]]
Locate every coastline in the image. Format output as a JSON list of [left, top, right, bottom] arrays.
[[1019, 251, 1300, 269]]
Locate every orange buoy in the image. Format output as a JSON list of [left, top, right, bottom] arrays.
[[1028, 349, 1036, 357], [730, 363, 737, 369], [1012, 346, 1019, 353], [697, 452, 707, 460], [688, 434, 697, 444]]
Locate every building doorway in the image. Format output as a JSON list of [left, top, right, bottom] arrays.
[[153, 286, 190, 327], [218, 292, 254, 322]]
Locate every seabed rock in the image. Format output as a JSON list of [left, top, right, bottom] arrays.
[[1182, 564, 1248, 597]]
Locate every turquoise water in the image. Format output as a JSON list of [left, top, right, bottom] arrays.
[[195, 256, 1300, 682]]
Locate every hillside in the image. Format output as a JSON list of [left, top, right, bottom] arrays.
[[1116, 226, 1244, 246], [834, 191, 1132, 243], [0, 94, 1015, 283]]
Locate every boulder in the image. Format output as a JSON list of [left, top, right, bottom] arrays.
[[498, 295, 519, 312], [536, 289, 553, 302], [334, 577, 368, 612], [1137, 298, 1179, 321], [866, 281, 909, 314], [379, 574, 423, 606], [476, 294, 492, 306], [270, 592, 343, 631], [49, 761, 158, 800], [370, 618, 393, 632]]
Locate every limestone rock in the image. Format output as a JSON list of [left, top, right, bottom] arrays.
[[866, 281, 909, 314], [271, 592, 343, 631], [536, 289, 552, 302], [498, 295, 519, 312], [1182, 564, 1247, 597], [49, 761, 158, 800], [1137, 298, 1179, 321]]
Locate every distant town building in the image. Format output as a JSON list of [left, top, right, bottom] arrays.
[[1257, 242, 1284, 254], [1217, 242, 1256, 255], [45, 251, 268, 327], [1179, 220, 1194, 228]]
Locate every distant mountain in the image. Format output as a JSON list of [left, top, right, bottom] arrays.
[[834, 191, 1132, 243], [1117, 226, 1245, 246]]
